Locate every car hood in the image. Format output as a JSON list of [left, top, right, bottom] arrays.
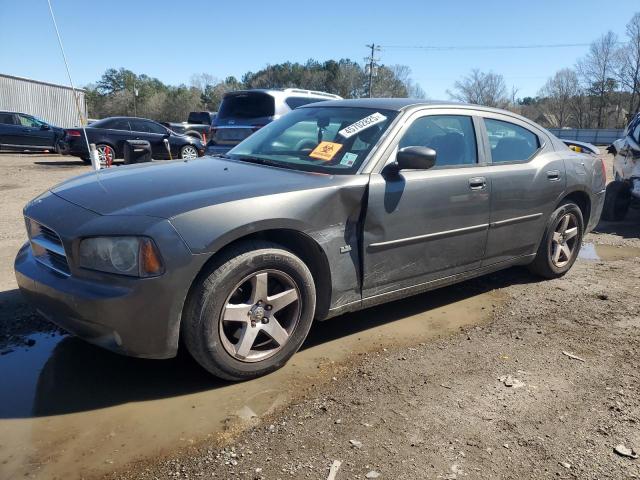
[[51, 156, 344, 218]]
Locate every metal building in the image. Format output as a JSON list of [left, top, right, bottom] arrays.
[[0, 73, 87, 128]]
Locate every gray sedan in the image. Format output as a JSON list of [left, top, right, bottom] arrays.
[[15, 99, 606, 380]]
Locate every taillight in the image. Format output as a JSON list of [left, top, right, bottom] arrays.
[[66, 129, 81, 137]]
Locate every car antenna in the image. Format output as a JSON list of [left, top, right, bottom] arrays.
[[46, 0, 100, 171]]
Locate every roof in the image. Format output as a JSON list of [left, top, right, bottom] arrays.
[[0, 73, 86, 92], [306, 98, 468, 110]]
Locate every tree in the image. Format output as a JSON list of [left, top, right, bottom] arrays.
[[616, 13, 640, 120], [447, 69, 509, 108], [577, 31, 619, 128], [538, 69, 581, 128]]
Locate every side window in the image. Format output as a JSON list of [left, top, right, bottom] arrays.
[[285, 97, 322, 110], [0, 113, 16, 125], [484, 118, 539, 163], [146, 121, 168, 134], [398, 115, 478, 167], [17, 115, 40, 128], [109, 119, 131, 131], [633, 123, 640, 144], [128, 120, 149, 133]]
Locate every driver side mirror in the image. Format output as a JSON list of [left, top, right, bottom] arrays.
[[40, 123, 50, 130], [395, 146, 437, 170]]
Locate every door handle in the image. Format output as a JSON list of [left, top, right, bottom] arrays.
[[546, 170, 561, 181], [468, 176, 486, 190]]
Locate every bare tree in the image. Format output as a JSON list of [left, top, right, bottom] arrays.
[[616, 13, 640, 120], [538, 69, 581, 128], [447, 69, 509, 108], [577, 31, 619, 128]]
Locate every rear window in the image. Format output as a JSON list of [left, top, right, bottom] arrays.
[[218, 93, 275, 119], [187, 112, 212, 124]]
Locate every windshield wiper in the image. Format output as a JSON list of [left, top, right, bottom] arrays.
[[227, 155, 284, 168]]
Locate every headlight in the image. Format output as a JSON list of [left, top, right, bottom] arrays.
[[78, 236, 164, 277]]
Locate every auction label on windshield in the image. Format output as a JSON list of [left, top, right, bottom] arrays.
[[309, 141, 343, 161], [338, 112, 387, 139]]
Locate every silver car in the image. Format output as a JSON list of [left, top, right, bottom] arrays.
[[15, 99, 606, 380]]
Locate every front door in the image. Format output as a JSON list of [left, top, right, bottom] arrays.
[[362, 112, 491, 298], [130, 119, 169, 158], [16, 114, 55, 148]]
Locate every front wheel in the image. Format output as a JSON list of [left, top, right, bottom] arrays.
[[182, 241, 316, 380], [180, 145, 199, 160], [528, 201, 584, 279]]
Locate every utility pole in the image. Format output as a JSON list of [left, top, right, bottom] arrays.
[[365, 43, 381, 98], [133, 78, 138, 117]]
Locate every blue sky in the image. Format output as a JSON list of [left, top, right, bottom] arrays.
[[1, 0, 638, 99]]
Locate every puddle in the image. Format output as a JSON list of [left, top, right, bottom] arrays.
[[579, 243, 640, 262], [0, 280, 505, 479]]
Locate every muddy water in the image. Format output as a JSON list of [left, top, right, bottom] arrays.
[[0, 282, 502, 480], [579, 242, 640, 261]]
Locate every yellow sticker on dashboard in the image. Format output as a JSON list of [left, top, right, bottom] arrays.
[[309, 141, 343, 161]]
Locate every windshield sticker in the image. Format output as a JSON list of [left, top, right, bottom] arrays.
[[338, 112, 387, 139], [309, 141, 343, 161], [340, 152, 358, 167]]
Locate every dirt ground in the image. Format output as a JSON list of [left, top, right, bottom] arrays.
[[1, 152, 640, 480]]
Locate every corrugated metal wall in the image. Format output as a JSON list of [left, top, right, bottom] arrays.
[[548, 128, 625, 145], [0, 74, 87, 128]]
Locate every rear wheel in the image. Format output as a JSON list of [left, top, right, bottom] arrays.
[[528, 201, 583, 279], [95, 144, 115, 167], [602, 180, 631, 221], [182, 241, 316, 380]]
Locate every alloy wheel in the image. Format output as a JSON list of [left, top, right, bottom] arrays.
[[181, 145, 198, 159], [550, 212, 579, 268], [96, 144, 114, 167], [219, 270, 301, 362]]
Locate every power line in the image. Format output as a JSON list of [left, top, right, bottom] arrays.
[[365, 43, 381, 98], [380, 42, 594, 51]]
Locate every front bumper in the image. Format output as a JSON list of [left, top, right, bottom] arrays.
[[15, 243, 180, 359], [14, 193, 208, 359]]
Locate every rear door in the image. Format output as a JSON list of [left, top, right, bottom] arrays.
[[480, 115, 566, 266], [362, 110, 491, 298], [0, 112, 21, 146]]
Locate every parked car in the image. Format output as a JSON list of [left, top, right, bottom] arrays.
[[207, 88, 341, 154], [0, 111, 65, 152], [162, 111, 216, 141], [57, 116, 205, 164], [603, 112, 640, 220], [15, 99, 605, 381]]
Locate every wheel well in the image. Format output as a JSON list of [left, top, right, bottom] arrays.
[[187, 229, 333, 320], [561, 191, 591, 227]]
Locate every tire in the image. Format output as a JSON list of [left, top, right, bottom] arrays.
[[180, 144, 199, 160], [602, 180, 631, 221], [528, 201, 584, 279], [182, 241, 316, 380]]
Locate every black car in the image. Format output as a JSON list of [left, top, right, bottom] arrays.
[[162, 111, 216, 141], [58, 116, 205, 165], [0, 111, 65, 152]]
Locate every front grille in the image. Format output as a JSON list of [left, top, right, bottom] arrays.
[[26, 218, 70, 276]]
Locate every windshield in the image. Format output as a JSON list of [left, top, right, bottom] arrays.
[[226, 106, 398, 174]]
